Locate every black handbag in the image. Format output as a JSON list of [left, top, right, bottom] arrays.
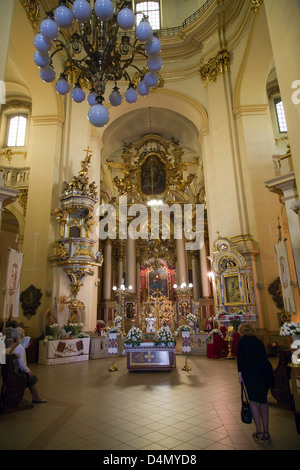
[[241, 383, 252, 424]]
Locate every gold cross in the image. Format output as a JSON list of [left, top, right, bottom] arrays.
[[83, 146, 92, 157]]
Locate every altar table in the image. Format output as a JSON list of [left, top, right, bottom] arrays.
[[39, 337, 90, 365], [89, 334, 123, 359], [125, 342, 176, 371], [207, 333, 226, 359], [191, 333, 209, 355]]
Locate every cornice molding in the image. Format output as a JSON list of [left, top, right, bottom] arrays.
[[233, 104, 269, 118], [31, 114, 65, 127]]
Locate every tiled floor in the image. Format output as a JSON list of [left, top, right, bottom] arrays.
[[0, 354, 299, 451]]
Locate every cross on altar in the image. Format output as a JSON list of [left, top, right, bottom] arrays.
[[144, 351, 155, 362]]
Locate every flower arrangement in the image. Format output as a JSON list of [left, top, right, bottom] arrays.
[[94, 320, 105, 336], [174, 324, 193, 336], [48, 323, 59, 339], [280, 322, 300, 337], [43, 335, 55, 342], [123, 326, 143, 346], [155, 326, 176, 346], [208, 329, 224, 339], [113, 315, 122, 326], [186, 313, 197, 323], [107, 326, 122, 335], [64, 322, 83, 338]]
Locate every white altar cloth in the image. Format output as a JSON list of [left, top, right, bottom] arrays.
[[39, 337, 90, 365]]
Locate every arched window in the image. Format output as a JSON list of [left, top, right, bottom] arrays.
[[274, 99, 287, 133], [135, 1, 161, 30], [7, 115, 28, 147]]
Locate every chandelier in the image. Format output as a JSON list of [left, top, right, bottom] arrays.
[[33, 0, 163, 127]]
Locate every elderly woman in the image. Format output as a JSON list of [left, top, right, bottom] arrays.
[[237, 323, 274, 443]]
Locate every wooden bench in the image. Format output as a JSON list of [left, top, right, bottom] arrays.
[[0, 354, 33, 414]]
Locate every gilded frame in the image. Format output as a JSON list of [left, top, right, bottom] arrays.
[[148, 267, 169, 298], [223, 274, 242, 306], [138, 152, 168, 198]]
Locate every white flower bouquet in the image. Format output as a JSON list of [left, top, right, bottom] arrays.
[[186, 313, 197, 323], [107, 326, 122, 335], [123, 326, 143, 346], [208, 328, 224, 339], [113, 315, 122, 326], [280, 321, 300, 337], [155, 326, 176, 346], [43, 335, 55, 342], [174, 324, 193, 336]]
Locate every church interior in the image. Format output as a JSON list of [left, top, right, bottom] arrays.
[[1, 0, 300, 452]]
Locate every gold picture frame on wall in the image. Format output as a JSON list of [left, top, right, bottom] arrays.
[[224, 274, 242, 305]]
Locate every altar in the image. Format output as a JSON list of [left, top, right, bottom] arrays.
[[125, 342, 176, 371], [39, 337, 90, 365]]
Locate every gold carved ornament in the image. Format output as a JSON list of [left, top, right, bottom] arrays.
[[107, 136, 197, 202], [63, 267, 94, 296], [56, 243, 69, 262], [18, 189, 28, 216], [200, 49, 230, 87], [251, 0, 263, 13], [0, 148, 27, 165], [22, 0, 40, 29]]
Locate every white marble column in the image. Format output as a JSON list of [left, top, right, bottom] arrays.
[[200, 241, 210, 298], [103, 240, 112, 300], [191, 252, 200, 300], [176, 236, 187, 286], [117, 241, 125, 302], [126, 236, 136, 291], [136, 250, 141, 301]]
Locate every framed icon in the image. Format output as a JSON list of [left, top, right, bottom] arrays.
[[224, 275, 242, 305]]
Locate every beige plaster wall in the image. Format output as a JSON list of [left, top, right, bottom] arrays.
[[1, 0, 298, 338]]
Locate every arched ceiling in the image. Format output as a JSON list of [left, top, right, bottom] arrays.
[[101, 107, 202, 161]]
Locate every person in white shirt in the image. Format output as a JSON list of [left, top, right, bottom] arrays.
[[13, 336, 47, 404]]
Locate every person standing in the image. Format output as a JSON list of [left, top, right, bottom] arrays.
[[237, 323, 274, 443]]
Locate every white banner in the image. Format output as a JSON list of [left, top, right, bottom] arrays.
[[108, 333, 118, 354], [182, 331, 191, 353], [3, 249, 23, 319], [275, 240, 296, 313]]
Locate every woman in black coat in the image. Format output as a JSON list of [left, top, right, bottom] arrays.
[[237, 323, 274, 443]]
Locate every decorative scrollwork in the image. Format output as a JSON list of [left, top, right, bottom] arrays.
[[199, 49, 230, 86]]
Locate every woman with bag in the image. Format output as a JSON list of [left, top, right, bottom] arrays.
[[237, 323, 274, 443]]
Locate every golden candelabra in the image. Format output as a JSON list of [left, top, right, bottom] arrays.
[[182, 353, 192, 371], [112, 284, 133, 335], [225, 328, 235, 360]]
